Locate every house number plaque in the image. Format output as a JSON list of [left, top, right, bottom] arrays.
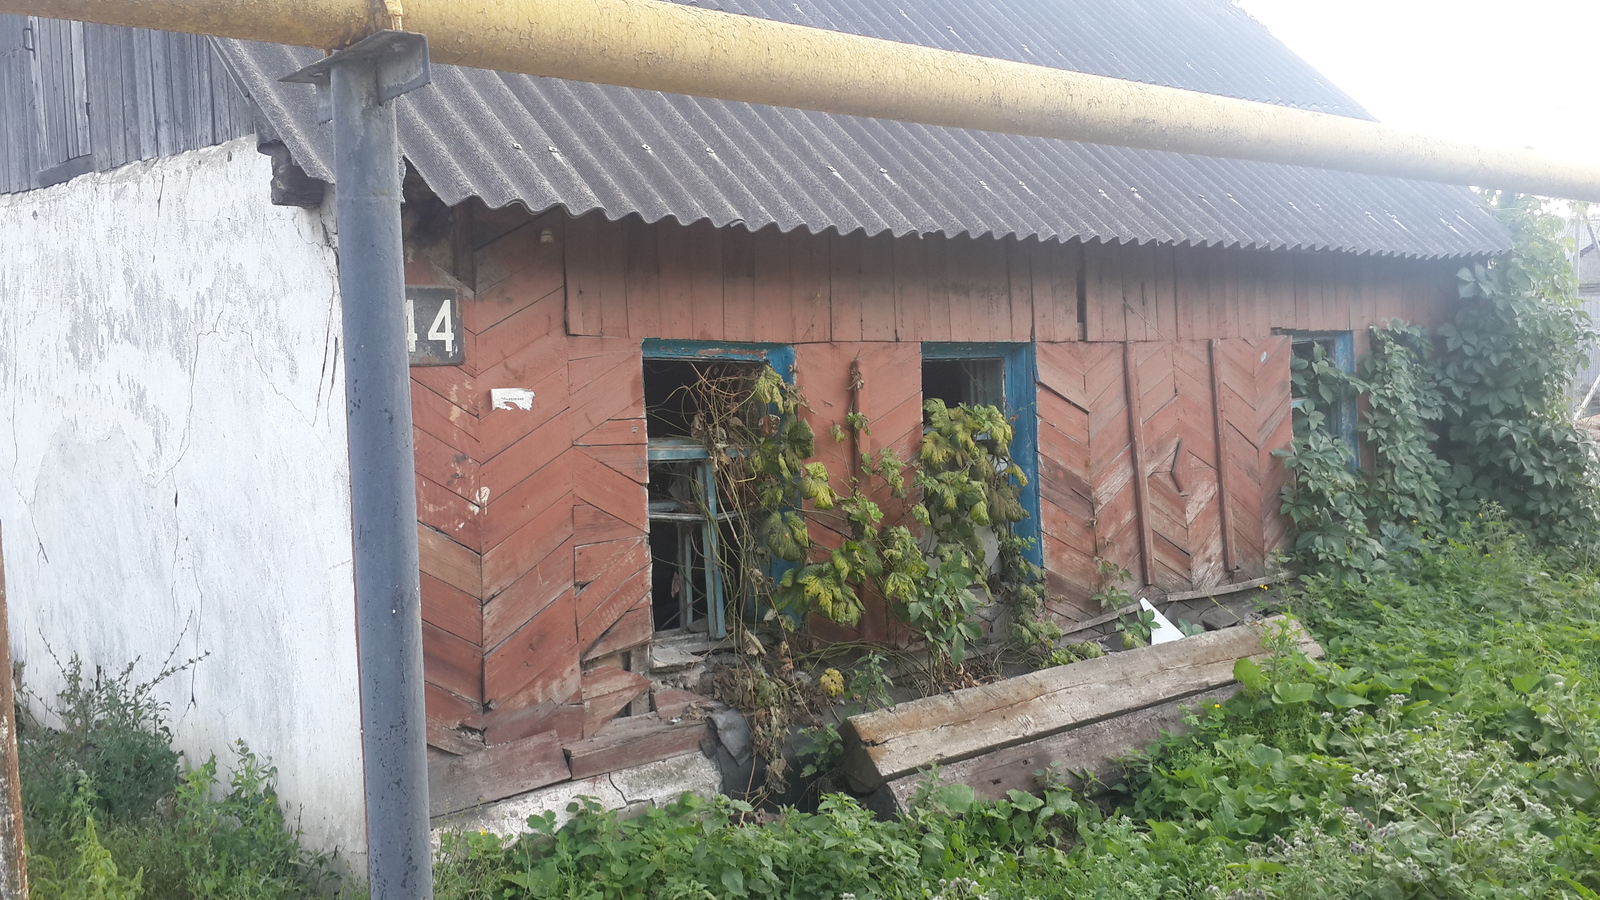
[[405, 286, 465, 367]]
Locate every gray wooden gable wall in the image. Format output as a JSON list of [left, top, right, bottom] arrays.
[[0, 16, 256, 194]]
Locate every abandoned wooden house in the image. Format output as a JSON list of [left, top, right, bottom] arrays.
[[0, 0, 1511, 855]]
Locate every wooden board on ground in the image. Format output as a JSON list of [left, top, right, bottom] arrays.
[[428, 731, 570, 817], [881, 685, 1240, 812], [564, 713, 708, 780], [839, 616, 1319, 792]]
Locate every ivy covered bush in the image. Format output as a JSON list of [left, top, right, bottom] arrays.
[[1283, 194, 1600, 576], [685, 364, 1043, 670]]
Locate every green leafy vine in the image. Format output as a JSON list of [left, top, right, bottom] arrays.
[[1281, 195, 1600, 578], [687, 366, 1043, 669]]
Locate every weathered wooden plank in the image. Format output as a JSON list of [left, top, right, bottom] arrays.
[[565, 714, 707, 780], [428, 731, 569, 817], [945, 236, 976, 341], [859, 232, 897, 342], [481, 492, 573, 599], [422, 572, 483, 646], [749, 225, 792, 343], [426, 718, 485, 757], [424, 621, 483, 702], [689, 221, 725, 341], [574, 501, 645, 546], [482, 700, 585, 748], [469, 293, 565, 378], [481, 537, 573, 650], [720, 225, 757, 342], [1207, 340, 1237, 573], [582, 605, 652, 661], [578, 566, 650, 650], [484, 589, 578, 705], [479, 451, 571, 553], [1122, 342, 1155, 587], [923, 235, 953, 342], [564, 213, 604, 336], [571, 450, 647, 530], [580, 666, 650, 737], [791, 228, 832, 342], [471, 237, 565, 336], [413, 424, 479, 503], [893, 236, 929, 341], [829, 230, 864, 343], [576, 417, 646, 447], [419, 524, 482, 599], [883, 685, 1241, 809], [838, 616, 1320, 791], [650, 218, 685, 340], [478, 417, 570, 510]]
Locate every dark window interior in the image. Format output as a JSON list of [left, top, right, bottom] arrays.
[[643, 358, 761, 439], [1291, 336, 1338, 369], [644, 357, 761, 633], [922, 357, 1005, 420]]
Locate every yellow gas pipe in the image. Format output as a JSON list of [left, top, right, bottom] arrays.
[[3, 0, 1598, 200]]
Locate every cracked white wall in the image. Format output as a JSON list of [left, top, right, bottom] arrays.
[[0, 137, 366, 860]]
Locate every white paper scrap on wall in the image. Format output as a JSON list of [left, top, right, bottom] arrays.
[[490, 388, 535, 411]]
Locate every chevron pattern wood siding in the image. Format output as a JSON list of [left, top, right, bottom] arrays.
[[1129, 341, 1227, 589], [410, 211, 652, 746], [796, 341, 924, 645], [1034, 342, 1140, 620], [1213, 336, 1294, 578], [1034, 337, 1292, 613]]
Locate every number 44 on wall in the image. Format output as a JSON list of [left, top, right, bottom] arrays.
[[404, 286, 466, 367]]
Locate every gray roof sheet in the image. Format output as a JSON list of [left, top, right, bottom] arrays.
[[216, 0, 1512, 259]]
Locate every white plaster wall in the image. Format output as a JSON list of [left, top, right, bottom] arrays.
[[0, 137, 367, 859]]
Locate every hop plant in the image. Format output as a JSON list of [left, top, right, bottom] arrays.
[[819, 669, 846, 698]]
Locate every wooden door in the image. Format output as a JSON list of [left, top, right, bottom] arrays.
[[1033, 337, 1290, 620], [1212, 336, 1293, 578]]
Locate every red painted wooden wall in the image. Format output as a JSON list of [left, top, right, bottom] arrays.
[[407, 204, 1463, 751]]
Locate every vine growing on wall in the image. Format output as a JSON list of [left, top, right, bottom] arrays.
[[684, 365, 1043, 670], [1281, 194, 1600, 578]]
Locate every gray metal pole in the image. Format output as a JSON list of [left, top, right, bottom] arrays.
[[283, 32, 433, 900]]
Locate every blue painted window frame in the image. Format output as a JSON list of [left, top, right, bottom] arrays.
[[921, 342, 1043, 568], [640, 339, 794, 381], [640, 340, 795, 638], [1286, 330, 1358, 467]]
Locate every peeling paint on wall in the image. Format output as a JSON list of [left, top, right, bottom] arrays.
[[0, 138, 367, 860]]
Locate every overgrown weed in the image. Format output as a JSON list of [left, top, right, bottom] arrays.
[[434, 531, 1600, 899], [19, 655, 349, 899]]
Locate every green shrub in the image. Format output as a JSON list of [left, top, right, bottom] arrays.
[[19, 656, 183, 833], [18, 656, 349, 900]]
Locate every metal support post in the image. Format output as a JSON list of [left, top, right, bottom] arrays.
[[282, 32, 433, 900]]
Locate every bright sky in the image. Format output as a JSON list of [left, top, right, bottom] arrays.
[[1233, 0, 1599, 163]]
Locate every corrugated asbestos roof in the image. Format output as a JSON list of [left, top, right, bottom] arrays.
[[215, 0, 1512, 259]]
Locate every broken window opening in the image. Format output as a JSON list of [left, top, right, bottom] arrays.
[[1286, 330, 1358, 466], [644, 356, 765, 638], [919, 342, 1043, 570], [921, 357, 1005, 421]]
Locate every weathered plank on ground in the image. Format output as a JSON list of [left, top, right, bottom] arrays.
[[882, 685, 1241, 811], [564, 714, 708, 780], [428, 731, 570, 817], [839, 616, 1318, 791]]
